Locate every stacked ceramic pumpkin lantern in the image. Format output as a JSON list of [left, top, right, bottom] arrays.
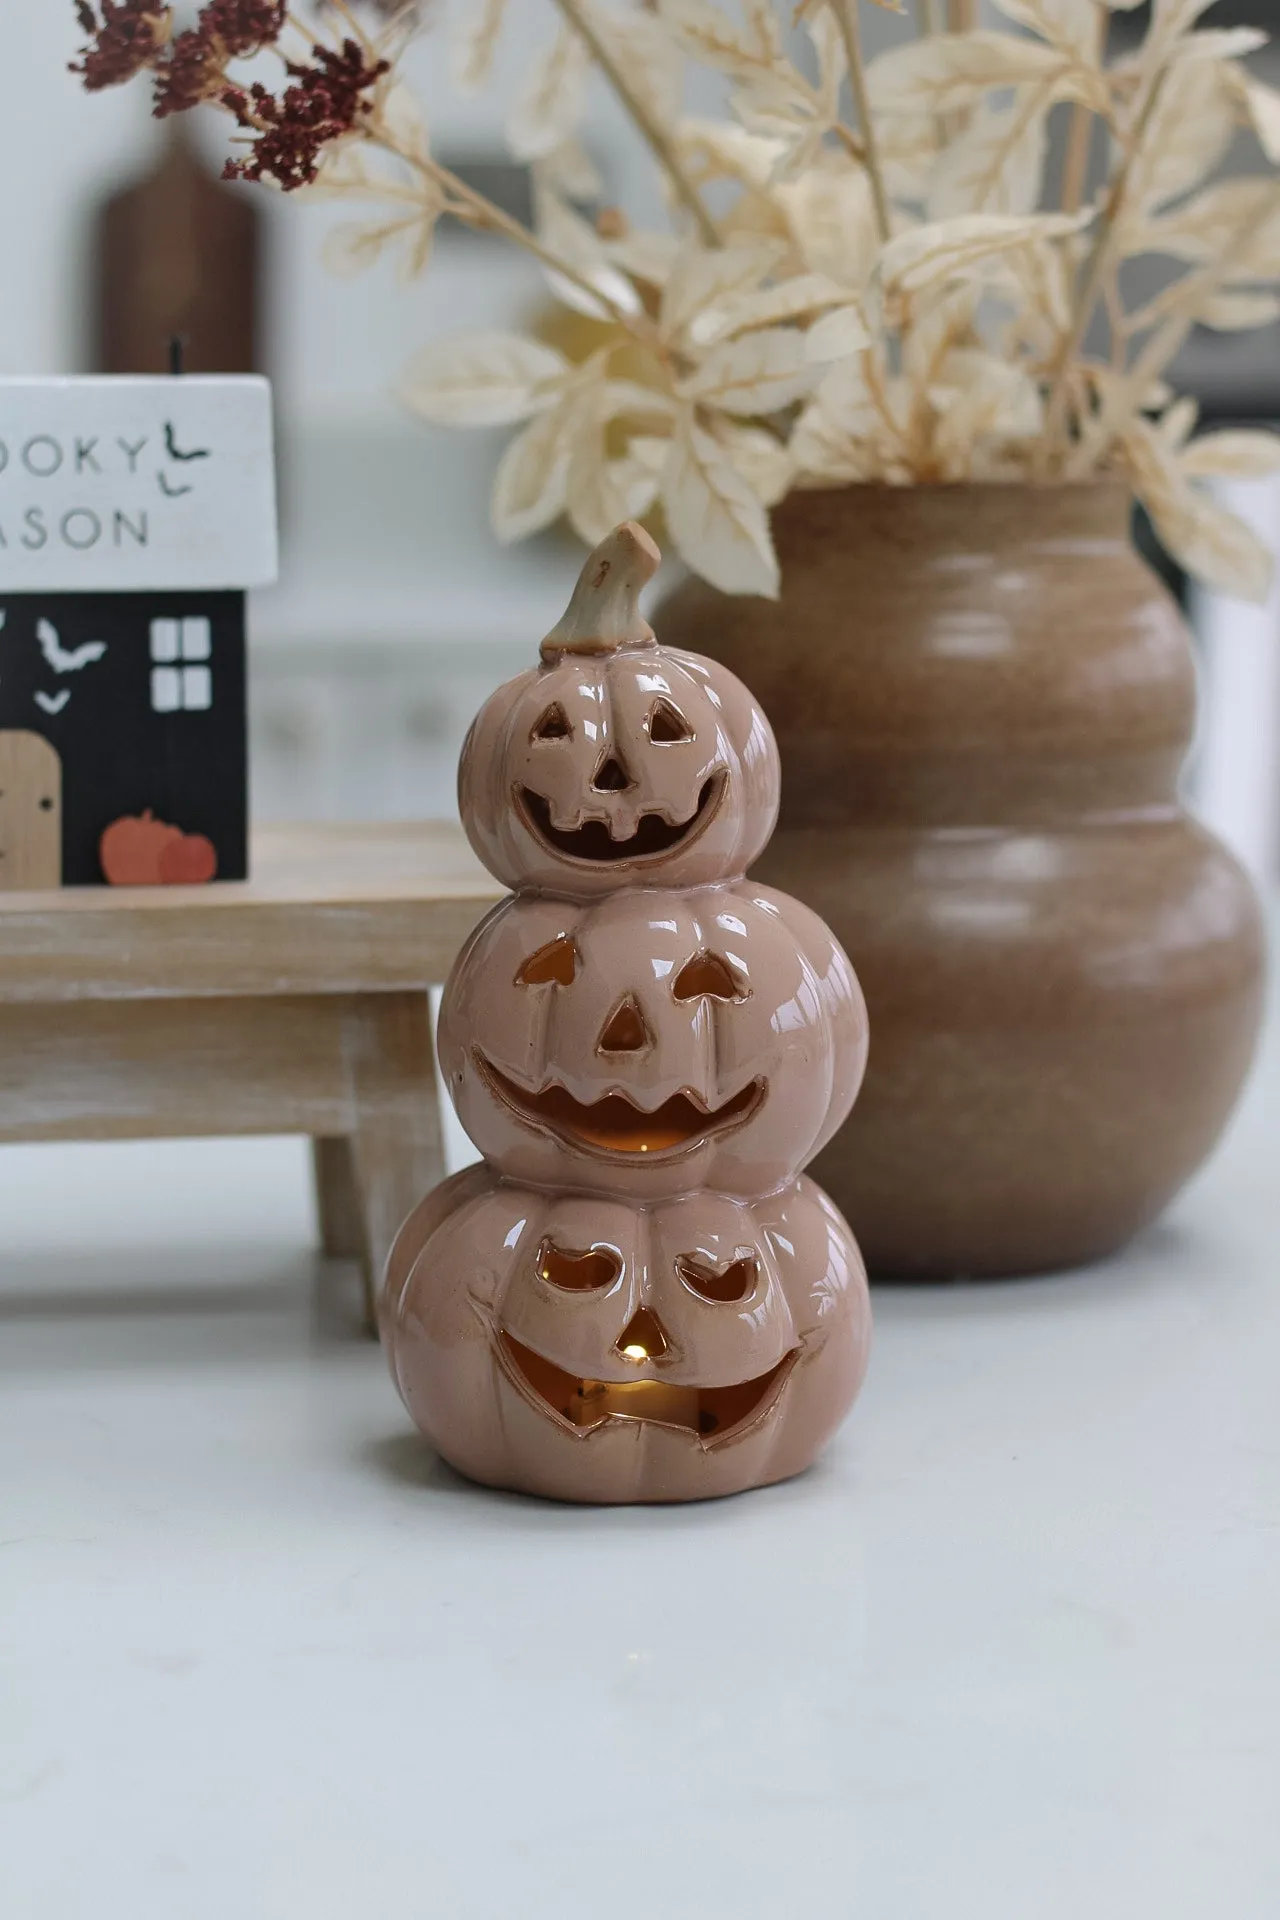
[[382, 524, 872, 1503]]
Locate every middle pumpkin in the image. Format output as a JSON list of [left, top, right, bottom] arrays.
[[438, 881, 868, 1200]]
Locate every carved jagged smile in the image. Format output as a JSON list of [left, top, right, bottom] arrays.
[[499, 1331, 797, 1444], [475, 1052, 765, 1156], [517, 772, 725, 864]]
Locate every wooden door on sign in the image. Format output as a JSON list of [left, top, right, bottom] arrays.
[[0, 731, 62, 889]]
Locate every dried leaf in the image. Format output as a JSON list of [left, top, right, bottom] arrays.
[[594, 6, 685, 124], [380, 82, 429, 164], [691, 271, 857, 344], [661, 414, 780, 595], [492, 399, 577, 541], [772, 165, 879, 284], [708, 421, 795, 505], [789, 356, 896, 480], [1121, 420, 1273, 602], [678, 118, 790, 189], [878, 112, 944, 202], [805, 304, 871, 360], [536, 140, 604, 201], [929, 350, 1043, 473], [789, 404, 877, 482], [536, 186, 643, 319], [1194, 289, 1280, 330], [323, 218, 408, 279], [1233, 70, 1280, 165], [400, 331, 569, 426], [1179, 430, 1280, 478], [989, 0, 1099, 66], [1157, 395, 1199, 447], [1140, 177, 1280, 267], [1122, 54, 1240, 221], [867, 31, 1084, 118], [1171, 24, 1266, 63], [507, 22, 591, 162], [927, 94, 1050, 219], [566, 418, 663, 547], [452, 0, 507, 93], [678, 326, 822, 413], [659, 0, 777, 75], [660, 238, 786, 342], [605, 228, 682, 287], [602, 378, 678, 424], [878, 210, 1089, 296]]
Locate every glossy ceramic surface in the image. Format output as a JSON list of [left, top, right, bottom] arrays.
[[657, 483, 1267, 1276], [385, 1166, 870, 1504], [437, 882, 866, 1202], [383, 524, 872, 1501], [459, 641, 781, 898]]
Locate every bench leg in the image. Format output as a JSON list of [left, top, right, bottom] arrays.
[[312, 1137, 365, 1260], [346, 992, 447, 1330]]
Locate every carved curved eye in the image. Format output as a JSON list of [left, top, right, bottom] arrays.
[[672, 951, 747, 1001], [532, 703, 572, 741], [676, 1252, 757, 1303], [648, 698, 693, 743], [538, 1238, 622, 1292], [516, 935, 577, 987]]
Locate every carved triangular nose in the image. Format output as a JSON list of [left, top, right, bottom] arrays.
[[598, 995, 650, 1054], [591, 754, 632, 792], [615, 1307, 669, 1363]]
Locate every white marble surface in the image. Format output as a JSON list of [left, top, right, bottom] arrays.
[[1, 1006, 1277, 1920]]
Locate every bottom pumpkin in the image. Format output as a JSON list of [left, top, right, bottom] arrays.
[[381, 1168, 871, 1505]]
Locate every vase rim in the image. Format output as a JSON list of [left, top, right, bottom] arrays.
[[774, 477, 1132, 544]]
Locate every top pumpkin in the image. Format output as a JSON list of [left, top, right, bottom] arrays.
[[459, 525, 780, 897]]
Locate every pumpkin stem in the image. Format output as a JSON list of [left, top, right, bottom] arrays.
[[540, 522, 661, 661]]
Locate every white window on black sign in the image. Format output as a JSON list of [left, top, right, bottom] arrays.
[[150, 615, 212, 712]]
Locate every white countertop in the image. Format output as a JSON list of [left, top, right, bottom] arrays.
[[1, 996, 1277, 1919]]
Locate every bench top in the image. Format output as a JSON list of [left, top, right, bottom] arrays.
[[0, 822, 504, 1003]]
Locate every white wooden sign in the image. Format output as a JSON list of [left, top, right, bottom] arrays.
[[0, 376, 278, 592]]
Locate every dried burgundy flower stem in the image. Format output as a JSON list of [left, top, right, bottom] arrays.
[[71, 0, 172, 91], [70, 0, 386, 191], [222, 41, 391, 189]]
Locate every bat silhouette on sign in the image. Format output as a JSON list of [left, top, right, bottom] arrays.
[[35, 689, 71, 715], [164, 422, 210, 463], [37, 618, 107, 674]]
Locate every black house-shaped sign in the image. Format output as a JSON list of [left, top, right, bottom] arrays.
[[0, 376, 277, 888]]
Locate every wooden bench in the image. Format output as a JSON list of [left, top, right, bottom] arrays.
[[0, 822, 501, 1314]]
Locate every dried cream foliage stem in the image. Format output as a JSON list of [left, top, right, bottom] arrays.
[[833, 0, 892, 243], [1060, 3, 1108, 215], [383, 131, 655, 340], [1040, 64, 1172, 469], [551, 0, 722, 246], [1070, 221, 1266, 478]]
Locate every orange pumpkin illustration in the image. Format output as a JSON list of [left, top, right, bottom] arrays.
[[158, 832, 218, 885], [100, 812, 218, 886]]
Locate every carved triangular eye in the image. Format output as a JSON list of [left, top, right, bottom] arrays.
[[676, 1253, 757, 1303], [672, 951, 747, 1001], [538, 1238, 622, 1291], [516, 936, 577, 987], [648, 698, 693, 743], [532, 703, 572, 741]]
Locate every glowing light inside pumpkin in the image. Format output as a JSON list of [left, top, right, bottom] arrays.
[[622, 1343, 648, 1361]]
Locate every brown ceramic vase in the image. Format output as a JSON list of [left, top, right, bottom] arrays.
[[656, 483, 1267, 1278]]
